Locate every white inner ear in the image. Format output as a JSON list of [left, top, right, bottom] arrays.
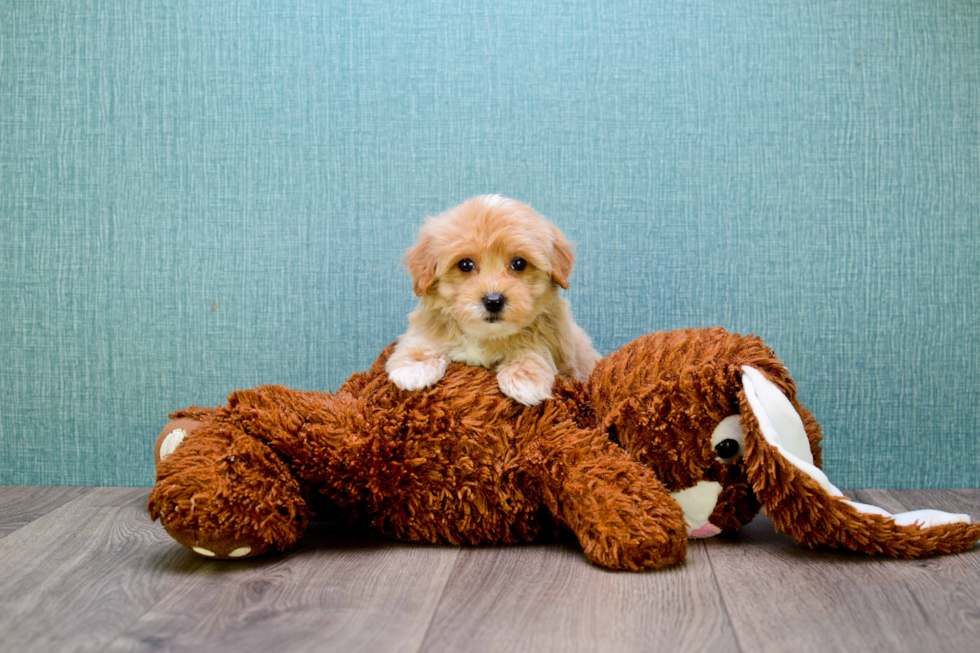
[[670, 481, 723, 532], [740, 366, 971, 529], [741, 367, 813, 465]]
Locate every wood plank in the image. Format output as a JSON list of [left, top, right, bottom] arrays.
[[1, 487, 974, 652], [704, 489, 980, 653], [0, 487, 208, 653], [419, 537, 739, 653], [105, 522, 461, 653], [0, 486, 92, 539], [849, 489, 980, 651]]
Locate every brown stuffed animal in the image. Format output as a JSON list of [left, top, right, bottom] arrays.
[[149, 328, 980, 570]]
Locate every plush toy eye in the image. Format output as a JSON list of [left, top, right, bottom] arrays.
[[510, 257, 527, 272], [715, 438, 740, 460], [458, 259, 475, 273]]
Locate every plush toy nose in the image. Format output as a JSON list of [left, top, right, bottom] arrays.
[[482, 293, 506, 314], [688, 522, 722, 539]]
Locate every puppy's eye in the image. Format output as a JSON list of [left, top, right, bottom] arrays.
[[458, 259, 475, 273], [510, 257, 527, 272], [714, 438, 740, 460]]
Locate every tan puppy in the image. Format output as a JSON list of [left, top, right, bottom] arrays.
[[387, 195, 601, 405]]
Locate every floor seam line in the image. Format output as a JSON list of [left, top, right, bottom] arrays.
[[0, 486, 95, 543], [414, 549, 464, 653], [703, 539, 747, 653]]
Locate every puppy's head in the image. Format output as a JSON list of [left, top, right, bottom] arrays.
[[404, 195, 575, 337]]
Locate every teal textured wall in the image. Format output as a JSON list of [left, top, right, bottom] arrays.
[[1, 0, 978, 488]]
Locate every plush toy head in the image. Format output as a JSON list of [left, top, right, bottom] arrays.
[[149, 328, 980, 569], [589, 329, 978, 556], [586, 330, 792, 538]]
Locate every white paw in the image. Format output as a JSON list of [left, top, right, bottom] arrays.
[[388, 358, 448, 391], [496, 368, 554, 406], [159, 428, 187, 460]]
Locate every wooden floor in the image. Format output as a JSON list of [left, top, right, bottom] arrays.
[[0, 487, 978, 652]]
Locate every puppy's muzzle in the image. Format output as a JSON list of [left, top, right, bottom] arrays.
[[482, 293, 506, 317]]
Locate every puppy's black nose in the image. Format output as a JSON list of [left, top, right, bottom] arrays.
[[482, 293, 506, 314]]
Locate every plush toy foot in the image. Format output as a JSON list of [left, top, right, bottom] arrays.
[[161, 521, 272, 560], [149, 416, 309, 560]]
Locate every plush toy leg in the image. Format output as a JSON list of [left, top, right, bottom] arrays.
[[739, 366, 980, 557], [527, 422, 689, 570], [149, 414, 310, 559]]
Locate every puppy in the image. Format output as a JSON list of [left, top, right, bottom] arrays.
[[386, 195, 601, 406]]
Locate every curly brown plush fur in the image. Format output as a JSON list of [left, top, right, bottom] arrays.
[[149, 328, 980, 569]]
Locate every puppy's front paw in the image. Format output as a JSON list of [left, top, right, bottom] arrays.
[[496, 356, 556, 406], [387, 358, 448, 391]]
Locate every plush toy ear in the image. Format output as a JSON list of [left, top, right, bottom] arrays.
[[549, 226, 575, 290], [404, 232, 438, 297], [738, 366, 980, 557]]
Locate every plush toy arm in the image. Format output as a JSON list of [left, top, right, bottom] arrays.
[[221, 385, 372, 504], [524, 419, 689, 570], [740, 366, 980, 557], [148, 403, 311, 559]]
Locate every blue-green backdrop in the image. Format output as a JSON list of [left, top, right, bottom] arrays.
[[1, 0, 978, 488]]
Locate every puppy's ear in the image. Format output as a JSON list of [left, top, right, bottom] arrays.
[[550, 227, 575, 289], [404, 233, 438, 297]]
